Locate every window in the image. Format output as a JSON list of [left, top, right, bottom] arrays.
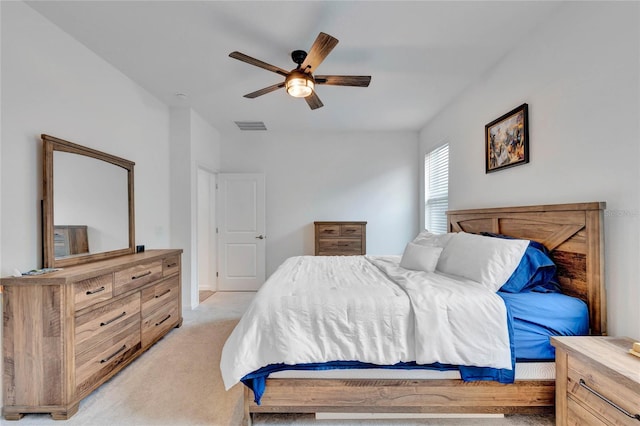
[[424, 143, 449, 234]]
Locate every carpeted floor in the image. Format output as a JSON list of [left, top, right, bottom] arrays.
[[13, 292, 555, 426]]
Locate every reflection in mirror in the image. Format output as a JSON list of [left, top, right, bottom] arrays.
[[42, 134, 135, 268], [54, 151, 129, 259]]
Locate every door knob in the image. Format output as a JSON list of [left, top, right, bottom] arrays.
[[255, 235, 265, 239]]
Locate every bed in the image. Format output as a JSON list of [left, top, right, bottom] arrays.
[[222, 202, 606, 425]]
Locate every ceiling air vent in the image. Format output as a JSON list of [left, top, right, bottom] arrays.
[[235, 121, 267, 131]]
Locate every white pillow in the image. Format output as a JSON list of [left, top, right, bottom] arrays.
[[435, 232, 528, 291], [412, 230, 453, 248], [400, 242, 443, 272]]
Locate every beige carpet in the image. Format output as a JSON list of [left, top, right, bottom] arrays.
[[14, 292, 554, 425]]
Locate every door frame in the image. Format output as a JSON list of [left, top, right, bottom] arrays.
[[196, 165, 218, 297]]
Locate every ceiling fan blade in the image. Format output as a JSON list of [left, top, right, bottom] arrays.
[[300, 32, 339, 73], [243, 82, 286, 99], [229, 51, 289, 77], [305, 91, 324, 110], [315, 75, 371, 87]]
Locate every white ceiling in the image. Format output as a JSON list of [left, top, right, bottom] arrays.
[[26, 1, 562, 134]]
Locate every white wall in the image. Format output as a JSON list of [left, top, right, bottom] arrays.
[[0, 1, 172, 276], [170, 107, 221, 308], [419, 2, 640, 338], [221, 130, 419, 276], [0, 0, 3, 282], [169, 108, 192, 307], [192, 111, 222, 171], [0, 3, 4, 407]]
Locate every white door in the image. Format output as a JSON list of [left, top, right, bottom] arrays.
[[217, 173, 266, 291], [197, 168, 217, 292]]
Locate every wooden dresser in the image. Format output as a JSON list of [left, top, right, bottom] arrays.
[[551, 336, 640, 425], [314, 221, 366, 255], [2, 249, 183, 420]]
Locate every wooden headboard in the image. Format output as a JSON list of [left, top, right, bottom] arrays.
[[447, 202, 606, 336]]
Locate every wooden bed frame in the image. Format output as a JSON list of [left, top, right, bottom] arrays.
[[242, 202, 606, 425]]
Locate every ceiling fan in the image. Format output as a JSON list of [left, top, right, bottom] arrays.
[[229, 32, 371, 110]]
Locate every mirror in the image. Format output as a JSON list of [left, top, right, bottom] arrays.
[[42, 134, 135, 268]]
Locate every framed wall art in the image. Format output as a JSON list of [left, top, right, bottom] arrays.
[[485, 103, 529, 173]]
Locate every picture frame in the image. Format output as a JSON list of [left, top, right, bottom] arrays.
[[485, 103, 529, 173]]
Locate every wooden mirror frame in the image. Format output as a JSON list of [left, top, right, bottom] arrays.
[[42, 134, 135, 268]]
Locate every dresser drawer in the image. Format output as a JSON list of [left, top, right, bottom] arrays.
[[340, 224, 362, 236], [75, 318, 141, 399], [141, 276, 179, 317], [317, 224, 340, 236], [141, 301, 180, 348], [75, 292, 141, 353], [567, 398, 607, 426], [74, 273, 113, 311], [567, 355, 640, 425], [163, 255, 180, 277], [113, 260, 163, 296], [318, 238, 362, 255]]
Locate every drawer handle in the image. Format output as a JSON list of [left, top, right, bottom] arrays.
[[338, 243, 351, 247], [323, 230, 336, 234], [86, 286, 106, 295], [155, 289, 171, 299], [132, 271, 152, 280], [579, 379, 640, 421], [165, 262, 177, 268], [344, 229, 355, 233], [100, 311, 126, 326], [100, 345, 127, 364], [155, 314, 172, 326]]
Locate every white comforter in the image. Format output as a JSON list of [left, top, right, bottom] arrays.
[[220, 255, 511, 390]]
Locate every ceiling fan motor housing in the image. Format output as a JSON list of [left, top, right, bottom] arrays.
[[291, 50, 307, 66]]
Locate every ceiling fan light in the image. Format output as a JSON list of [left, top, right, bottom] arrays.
[[285, 72, 314, 98]]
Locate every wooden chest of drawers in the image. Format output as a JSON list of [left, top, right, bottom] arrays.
[[2, 249, 182, 420], [551, 336, 640, 426], [314, 221, 366, 255]]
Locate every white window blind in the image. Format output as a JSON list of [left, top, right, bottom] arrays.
[[424, 143, 449, 234]]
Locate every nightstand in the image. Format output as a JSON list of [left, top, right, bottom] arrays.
[[551, 336, 640, 425]]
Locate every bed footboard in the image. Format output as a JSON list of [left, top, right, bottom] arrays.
[[244, 378, 554, 422]]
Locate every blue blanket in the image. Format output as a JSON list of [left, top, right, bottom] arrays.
[[499, 291, 588, 360]]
